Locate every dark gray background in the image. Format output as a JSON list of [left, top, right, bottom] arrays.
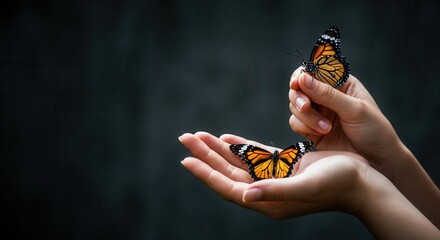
[[3, 0, 440, 239]]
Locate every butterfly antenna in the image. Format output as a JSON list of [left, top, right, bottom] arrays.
[[295, 49, 314, 80], [296, 49, 305, 61], [269, 141, 279, 153], [285, 51, 303, 61]]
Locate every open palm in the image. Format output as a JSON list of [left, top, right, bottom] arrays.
[[179, 131, 368, 219]]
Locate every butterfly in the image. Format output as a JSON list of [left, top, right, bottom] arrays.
[[302, 26, 350, 88], [229, 141, 314, 181]]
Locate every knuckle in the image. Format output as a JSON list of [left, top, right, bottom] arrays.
[[269, 186, 286, 201], [289, 115, 299, 130], [320, 84, 337, 100], [349, 100, 370, 119]]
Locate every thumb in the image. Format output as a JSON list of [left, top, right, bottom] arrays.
[[242, 176, 310, 202], [298, 73, 362, 119]]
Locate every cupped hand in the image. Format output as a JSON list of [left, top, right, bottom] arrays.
[[179, 131, 369, 219], [289, 66, 403, 171]]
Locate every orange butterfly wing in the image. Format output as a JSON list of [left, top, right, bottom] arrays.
[[230, 145, 274, 181], [230, 141, 314, 181], [303, 26, 350, 88], [313, 55, 349, 87], [274, 147, 301, 179]]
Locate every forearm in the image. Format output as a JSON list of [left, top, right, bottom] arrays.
[[357, 168, 440, 239], [385, 141, 440, 228]]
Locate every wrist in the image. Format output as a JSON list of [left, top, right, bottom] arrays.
[[381, 140, 440, 228], [366, 134, 410, 183], [354, 166, 440, 239], [377, 139, 416, 185], [335, 159, 375, 216]]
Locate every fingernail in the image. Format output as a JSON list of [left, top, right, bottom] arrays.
[[295, 97, 306, 112], [178, 133, 190, 142], [318, 119, 331, 132], [243, 188, 262, 202], [304, 75, 315, 89]]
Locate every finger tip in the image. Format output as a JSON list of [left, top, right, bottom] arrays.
[[178, 133, 191, 143], [219, 133, 232, 139], [180, 157, 201, 170], [290, 77, 299, 90], [221, 133, 247, 144], [290, 67, 304, 89], [180, 157, 191, 167], [242, 188, 262, 202], [317, 119, 332, 133], [194, 131, 208, 136]]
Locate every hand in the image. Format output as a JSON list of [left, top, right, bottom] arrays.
[[288, 66, 402, 173], [179, 132, 440, 239], [179, 131, 368, 219], [289, 67, 440, 228]]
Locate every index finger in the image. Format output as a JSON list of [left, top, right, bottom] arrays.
[[179, 132, 252, 183], [290, 66, 304, 90], [181, 156, 250, 204]]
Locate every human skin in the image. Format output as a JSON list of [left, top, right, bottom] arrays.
[[288, 67, 440, 228], [179, 132, 440, 239]]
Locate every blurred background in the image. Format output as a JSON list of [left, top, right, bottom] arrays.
[[2, 0, 440, 239]]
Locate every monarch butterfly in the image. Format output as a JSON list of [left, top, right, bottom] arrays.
[[229, 141, 314, 181], [302, 26, 350, 88]]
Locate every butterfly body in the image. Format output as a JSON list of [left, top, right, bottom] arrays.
[[230, 141, 314, 181], [302, 26, 350, 88]]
